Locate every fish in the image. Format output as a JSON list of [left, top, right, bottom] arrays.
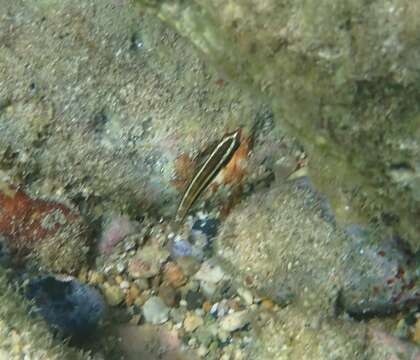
[[175, 129, 241, 224]]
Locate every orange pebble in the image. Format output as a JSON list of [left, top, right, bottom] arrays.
[[261, 299, 274, 310], [163, 262, 187, 288], [202, 301, 212, 313]]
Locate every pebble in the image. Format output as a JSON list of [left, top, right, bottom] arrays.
[[192, 217, 219, 239], [200, 281, 218, 298], [203, 301, 212, 313], [220, 310, 250, 333], [195, 324, 218, 346], [414, 317, 420, 344], [163, 262, 187, 288], [171, 237, 193, 258], [142, 296, 170, 324], [120, 280, 130, 289], [170, 308, 185, 324], [128, 245, 169, 279], [197, 344, 209, 357], [261, 298, 274, 310], [103, 283, 125, 306], [184, 313, 204, 332], [89, 271, 105, 285], [125, 285, 140, 306], [195, 260, 225, 284], [159, 285, 180, 307], [176, 256, 200, 277], [185, 290, 205, 310], [237, 288, 253, 305]]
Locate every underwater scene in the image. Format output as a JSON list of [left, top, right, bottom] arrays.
[[0, 0, 419, 359]]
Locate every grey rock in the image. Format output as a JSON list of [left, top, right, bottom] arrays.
[[142, 296, 170, 324]]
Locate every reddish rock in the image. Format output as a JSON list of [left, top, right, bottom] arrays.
[[163, 262, 187, 288], [0, 184, 88, 272]]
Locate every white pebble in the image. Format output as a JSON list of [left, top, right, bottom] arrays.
[[220, 310, 250, 333]]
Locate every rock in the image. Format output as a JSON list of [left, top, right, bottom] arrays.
[[176, 256, 200, 277], [368, 326, 420, 360], [237, 287, 253, 305], [219, 311, 250, 333], [170, 237, 193, 258], [98, 213, 140, 255], [216, 183, 419, 318], [136, 0, 420, 251], [414, 317, 420, 344], [128, 245, 170, 279], [339, 226, 419, 317], [260, 299, 274, 311], [185, 290, 205, 310], [192, 217, 220, 240], [88, 271, 105, 285], [26, 275, 105, 338], [183, 313, 204, 332], [143, 296, 170, 324], [102, 283, 125, 306], [195, 260, 225, 284], [163, 262, 187, 288], [0, 186, 89, 273], [159, 285, 180, 307], [125, 285, 141, 307]]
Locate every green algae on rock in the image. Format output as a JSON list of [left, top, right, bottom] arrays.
[[134, 0, 420, 250]]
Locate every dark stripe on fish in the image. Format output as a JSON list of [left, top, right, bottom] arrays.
[[175, 129, 241, 224]]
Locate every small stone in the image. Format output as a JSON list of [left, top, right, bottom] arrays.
[[128, 258, 158, 279], [89, 271, 105, 285], [163, 262, 187, 288], [200, 281, 218, 299], [184, 313, 204, 332], [115, 261, 126, 274], [202, 301, 212, 313], [220, 311, 250, 333], [261, 299, 274, 310], [210, 303, 218, 316], [195, 324, 218, 346], [234, 349, 245, 360], [102, 283, 124, 306], [170, 308, 185, 324], [413, 317, 420, 344], [125, 285, 140, 306], [115, 275, 124, 284], [133, 278, 149, 291], [237, 288, 253, 305], [120, 280, 130, 289], [218, 329, 230, 343], [142, 296, 170, 324], [134, 295, 147, 307], [185, 290, 205, 310], [176, 256, 200, 277], [128, 245, 169, 279], [78, 267, 88, 282], [197, 344, 209, 357], [195, 260, 225, 284], [159, 285, 180, 307]]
